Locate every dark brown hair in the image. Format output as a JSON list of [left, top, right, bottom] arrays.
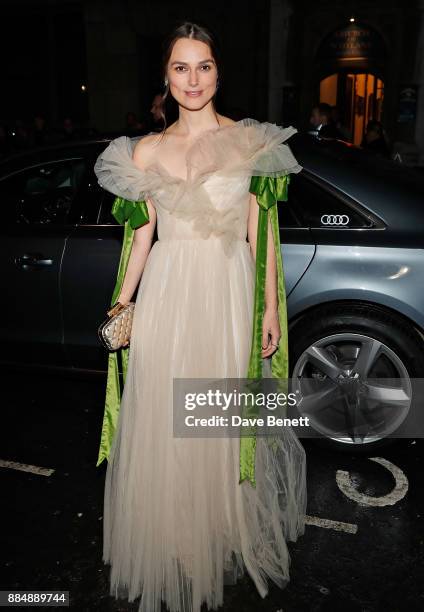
[[158, 21, 222, 135]]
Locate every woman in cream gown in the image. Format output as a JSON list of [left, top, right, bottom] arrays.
[[95, 114, 307, 612]]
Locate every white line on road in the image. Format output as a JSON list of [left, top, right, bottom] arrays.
[[336, 457, 408, 507], [0, 459, 55, 476], [304, 514, 358, 534]]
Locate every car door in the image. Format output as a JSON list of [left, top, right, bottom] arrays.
[[61, 158, 133, 372], [277, 173, 317, 299], [0, 156, 87, 366], [284, 171, 383, 313]]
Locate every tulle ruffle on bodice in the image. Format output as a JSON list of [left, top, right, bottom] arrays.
[[94, 117, 302, 200], [94, 118, 301, 256]]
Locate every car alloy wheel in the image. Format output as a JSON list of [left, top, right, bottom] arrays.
[[289, 303, 424, 452], [291, 332, 412, 446]]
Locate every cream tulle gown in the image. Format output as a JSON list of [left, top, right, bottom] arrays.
[[95, 118, 307, 612]]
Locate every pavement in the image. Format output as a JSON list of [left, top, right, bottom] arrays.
[[1, 368, 423, 612]]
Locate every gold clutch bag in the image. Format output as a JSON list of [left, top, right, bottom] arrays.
[[98, 301, 135, 351]]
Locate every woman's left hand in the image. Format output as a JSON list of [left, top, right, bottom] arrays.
[[261, 308, 281, 358]]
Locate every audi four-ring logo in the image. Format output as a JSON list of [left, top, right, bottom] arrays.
[[321, 214, 350, 226]]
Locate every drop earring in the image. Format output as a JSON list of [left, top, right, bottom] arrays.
[[164, 77, 169, 88]]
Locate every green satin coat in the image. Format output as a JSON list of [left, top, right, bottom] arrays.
[[96, 175, 290, 488]]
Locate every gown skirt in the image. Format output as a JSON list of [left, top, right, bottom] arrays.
[[102, 235, 308, 612]]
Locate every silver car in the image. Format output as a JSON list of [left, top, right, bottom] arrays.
[[1, 134, 423, 452], [284, 134, 424, 452]]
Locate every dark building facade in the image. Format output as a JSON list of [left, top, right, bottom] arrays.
[[83, 0, 424, 164], [269, 0, 424, 164], [2, 0, 423, 164]]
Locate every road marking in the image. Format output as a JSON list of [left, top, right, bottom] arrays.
[[336, 457, 408, 507], [0, 459, 55, 476], [305, 514, 358, 534]]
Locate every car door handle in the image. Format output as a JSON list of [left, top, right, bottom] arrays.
[[15, 253, 54, 269]]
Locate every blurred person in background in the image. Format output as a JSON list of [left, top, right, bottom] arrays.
[[125, 111, 145, 135], [31, 114, 49, 147], [309, 102, 341, 138], [62, 116, 78, 142], [143, 93, 165, 133], [361, 120, 391, 159], [330, 105, 351, 141]]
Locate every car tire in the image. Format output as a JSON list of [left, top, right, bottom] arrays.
[[289, 302, 424, 454]]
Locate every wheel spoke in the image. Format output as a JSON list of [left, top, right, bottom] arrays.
[[363, 383, 411, 405], [297, 382, 341, 415], [341, 393, 365, 443], [351, 338, 382, 377], [342, 392, 384, 442], [304, 346, 346, 381]]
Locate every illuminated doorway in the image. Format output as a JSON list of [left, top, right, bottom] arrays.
[[317, 22, 386, 145], [320, 73, 384, 145]]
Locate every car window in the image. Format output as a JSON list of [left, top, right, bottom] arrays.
[[286, 173, 373, 229], [78, 162, 119, 225], [1, 159, 86, 225], [277, 195, 304, 228], [97, 191, 120, 225]]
